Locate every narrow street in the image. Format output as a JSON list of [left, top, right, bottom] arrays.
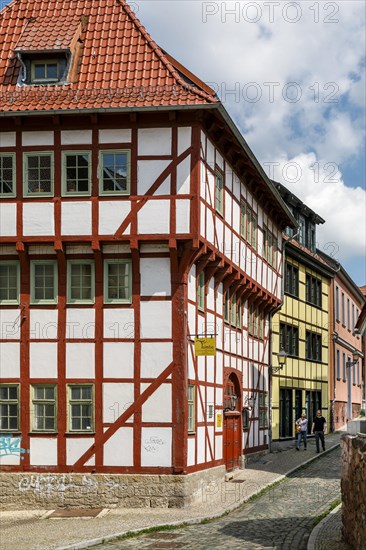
[[96, 448, 341, 550]]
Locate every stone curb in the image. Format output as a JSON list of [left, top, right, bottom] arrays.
[[57, 443, 340, 550], [307, 502, 342, 550]]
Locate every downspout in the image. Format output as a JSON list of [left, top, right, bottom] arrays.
[[268, 230, 299, 452]]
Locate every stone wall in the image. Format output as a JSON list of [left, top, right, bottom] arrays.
[[0, 465, 228, 510], [340, 433, 366, 550]]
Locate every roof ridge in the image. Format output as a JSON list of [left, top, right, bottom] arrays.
[[120, 0, 217, 103]]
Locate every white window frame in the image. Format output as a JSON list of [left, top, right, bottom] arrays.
[[67, 384, 94, 433], [0, 384, 19, 432], [23, 151, 54, 197], [0, 152, 16, 197], [67, 260, 95, 305], [0, 260, 20, 305], [188, 384, 195, 433], [30, 260, 58, 305], [99, 149, 130, 195], [104, 259, 132, 304], [61, 151, 91, 196], [31, 60, 60, 83]]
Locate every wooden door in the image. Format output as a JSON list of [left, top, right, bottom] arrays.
[[224, 413, 240, 471]]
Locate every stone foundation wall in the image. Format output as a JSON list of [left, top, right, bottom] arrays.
[[0, 465, 228, 510], [340, 433, 366, 550]]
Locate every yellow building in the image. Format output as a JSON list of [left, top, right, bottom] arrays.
[[271, 183, 334, 441]]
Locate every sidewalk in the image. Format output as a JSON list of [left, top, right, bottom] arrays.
[[308, 504, 348, 550], [0, 431, 342, 550]]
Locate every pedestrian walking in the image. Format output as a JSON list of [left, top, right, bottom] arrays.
[[312, 410, 326, 453], [295, 413, 308, 450]]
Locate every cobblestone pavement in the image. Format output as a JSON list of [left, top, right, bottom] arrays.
[[313, 506, 348, 550], [95, 448, 341, 550]]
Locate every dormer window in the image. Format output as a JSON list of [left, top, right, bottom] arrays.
[[31, 60, 60, 83]]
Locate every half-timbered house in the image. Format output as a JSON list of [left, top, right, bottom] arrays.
[[0, 0, 295, 507]]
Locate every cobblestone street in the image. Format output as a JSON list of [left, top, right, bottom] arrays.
[[96, 448, 341, 550]]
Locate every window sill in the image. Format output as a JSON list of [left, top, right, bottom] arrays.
[[65, 432, 96, 436]]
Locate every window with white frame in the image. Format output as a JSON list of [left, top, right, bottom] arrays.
[[215, 169, 224, 214], [0, 385, 19, 431], [30, 261, 57, 304], [188, 384, 195, 433], [68, 385, 94, 432], [31, 60, 60, 83], [104, 260, 132, 304], [31, 385, 57, 432], [0, 261, 19, 304], [0, 153, 16, 196], [67, 261, 94, 304], [99, 150, 130, 194], [24, 152, 54, 196], [62, 151, 91, 195]]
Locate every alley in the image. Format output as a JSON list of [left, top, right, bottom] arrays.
[[96, 448, 341, 550]]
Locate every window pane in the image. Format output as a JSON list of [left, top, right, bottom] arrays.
[[81, 386, 92, 400], [71, 387, 81, 400]]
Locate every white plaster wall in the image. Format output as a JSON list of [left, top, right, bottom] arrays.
[[206, 425, 214, 461], [140, 301, 172, 339], [66, 343, 95, 378], [188, 265, 196, 302], [23, 202, 55, 236], [206, 279, 215, 312], [98, 129, 131, 143], [29, 309, 58, 340], [0, 245, 16, 255], [103, 308, 134, 339], [103, 383, 134, 423], [0, 342, 20, 378], [140, 257, 171, 296], [176, 156, 191, 194], [216, 219, 224, 253], [0, 132, 16, 146], [225, 193, 232, 228], [233, 173, 240, 201], [99, 201, 130, 235], [66, 244, 93, 255], [103, 244, 130, 254], [216, 351, 223, 385], [138, 200, 170, 234], [187, 437, 195, 466], [29, 342, 58, 378], [22, 131, 53, 146], [138, 128, 172, 156], [30, 438, 57, 466], [200, 203, 206, 238], [0, 310, 20, 340], [207, 172, 215, 207], [206, 209, 214, 245], [137, 160, 171, 195], [187, 344, 196, 380], [103, 342, 134, 378], [206, 139, 215, 170], [187, 303, 196, 337], [216, 387, 223, 407], [176, 199, 190, 233], [216, 284, 223, 316], [197, 426, 206, 464], [66, 438, 95, 466], [103, 428, 133, 466], [60, 130, 92, 145], [206, 355, 215, 384], [66, 309, 95, 339], [141, 427, 172, 467], [28, 245, 55, 255], [197, 386, 205, 422], [215, 435, 223, 460], [141, 383, 172, 423], [0, 437, 20, 465], [177, 127, 192, 155], [197, 356, 205, 381], [216, 151, 224, 170], [0, 203, 16, 237], [200, 162, 206, 200], [140, 342, 172, 378], [61, 202, 92, 235]]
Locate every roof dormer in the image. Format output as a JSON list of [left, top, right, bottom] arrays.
[[14, 16, 84, 86]]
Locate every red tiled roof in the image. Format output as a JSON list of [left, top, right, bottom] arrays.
[[0, 0, 218, 113], [15, 17, 82, 52]]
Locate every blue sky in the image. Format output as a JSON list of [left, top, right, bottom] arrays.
[[1, 0, 365, 285], [135, 0, 366, 286]]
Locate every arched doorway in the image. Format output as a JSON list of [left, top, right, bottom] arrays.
[[223, 372, 241, 471]]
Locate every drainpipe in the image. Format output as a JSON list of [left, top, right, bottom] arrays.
[[268, 230, 299, 453]]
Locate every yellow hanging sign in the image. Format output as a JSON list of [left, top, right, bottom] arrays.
[[194, 337, 216, 356]]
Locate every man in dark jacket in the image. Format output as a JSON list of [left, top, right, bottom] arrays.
[[312, 410, 327, 453]]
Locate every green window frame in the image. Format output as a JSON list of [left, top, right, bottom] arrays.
[[224, 290, 230, 323], [30, 260, 58, 305], [99, 150, 130, 195], [197, 270, 205, 311], [104, 259, 132, 304], [31, 60, 60, 83], [67, 260, 95, 304], [31, 385, 57, 432], [259, 393, 268, 428], [67, 384, 94, 432], [215, 169, 224, 215], [263, 226, 278, 268], [0, 261, 20, 304], [237, 300, 243, 329], [62, 151, 91, 196], [0, 153, 16, 197], [0, 384, 19, 432], [188, 384, 195, 433], [241, 200, 257, 249], [231, 293, 237, 326], [23, 152, 54, 196]]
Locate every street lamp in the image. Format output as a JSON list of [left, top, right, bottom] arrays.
[[269, 349, 287, 374], [346, 350, 362, 421]]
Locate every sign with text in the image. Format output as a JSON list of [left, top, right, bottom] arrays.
[[194, 337, 216, 356]]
